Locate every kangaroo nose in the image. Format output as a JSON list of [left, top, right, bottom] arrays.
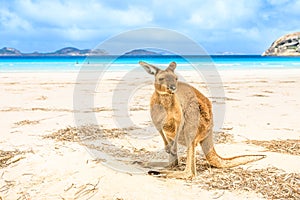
[[169, 85, 177, 92]]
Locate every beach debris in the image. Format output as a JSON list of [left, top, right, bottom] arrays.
[[31, 107, 73, 112], [45, 125, 300, 199], [0, 150, 26, 168], [0, 107, 74, 113], [92, 107, 113, 112], [252, 94, 269, 97], [74, 179, 100, 199], [214, 131, 234, 144], [14, 120, 39, 126], [130, 106, 147, 111], [36, 95, 48, 100], [197, 166, 299, 199], [43, 125, 129, 142], [246, 139, 300, 156], [0, 107, 22, 112], [61, 178, 101, 200], [176, 157, 300, 199]]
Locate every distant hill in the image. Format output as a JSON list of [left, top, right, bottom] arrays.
[[0, 47, 22, 56], [0, 47, 168, 56], [0, 47, 108, 57], [263, 32, 300, 56], [46, 47, 109, 56], [124, 49, 161, 55], [53, 47, 88, 55]]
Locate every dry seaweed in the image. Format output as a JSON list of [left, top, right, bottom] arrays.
[[130, 107, 147, 111], [45, 126, 300, 199], [214, 131, 234, 144], [14, 120, 39, 126], [92, 107, 113, 112], [178, 158, 300, 199], [196, 166, 299, 199], [43, 125, 129, 142], [252, 94, 269, 97], [0, 150, 25, 168], [0, 107, 74, 112], [36, 96, 48, 100], [246, 139, 300, 156]]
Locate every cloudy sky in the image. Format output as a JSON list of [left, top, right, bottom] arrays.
[[1, 0, 299, 54]]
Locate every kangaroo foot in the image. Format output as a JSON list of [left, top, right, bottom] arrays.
[[167, 158, 178, 168], [165, 140, 177, 153], [148, 170, 195, 180]]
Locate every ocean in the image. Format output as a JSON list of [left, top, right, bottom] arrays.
[[0, 55, 300, 72]]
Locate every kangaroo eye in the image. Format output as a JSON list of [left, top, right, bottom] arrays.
[[159, 78, 164, 81], [175, 77, 178, 80]]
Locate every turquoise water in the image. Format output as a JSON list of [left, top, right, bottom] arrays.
[[0, 55, 300, 71]]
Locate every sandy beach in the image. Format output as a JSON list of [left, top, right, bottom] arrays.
[[0, 69, 299, 199]]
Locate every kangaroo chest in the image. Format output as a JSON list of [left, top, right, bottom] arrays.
[[150, 93, 182, 139]]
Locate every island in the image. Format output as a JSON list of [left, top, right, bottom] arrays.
[[263, 32, 300, 56]]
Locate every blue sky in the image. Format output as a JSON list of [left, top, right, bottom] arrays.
[[0, 0, 299, 54]]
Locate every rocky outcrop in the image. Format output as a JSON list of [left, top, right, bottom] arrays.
[[263, 32, 300, 56]]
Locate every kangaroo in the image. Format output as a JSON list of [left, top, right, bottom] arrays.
[[139, 61, 265, 179]]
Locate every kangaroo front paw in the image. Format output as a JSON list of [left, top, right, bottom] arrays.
[[164, 144, 171, 154], [165, 141, 177, 155], [169, 145, 177, 156]]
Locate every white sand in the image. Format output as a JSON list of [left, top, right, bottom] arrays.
[[0, 69, 299, 199]]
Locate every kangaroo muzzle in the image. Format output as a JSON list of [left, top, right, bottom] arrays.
[[168, 85, 177, 93]]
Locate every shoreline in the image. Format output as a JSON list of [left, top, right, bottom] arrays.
[[1, 67, 300, 73]]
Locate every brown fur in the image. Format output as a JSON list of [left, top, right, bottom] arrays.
[[140, 61, 265, 179]]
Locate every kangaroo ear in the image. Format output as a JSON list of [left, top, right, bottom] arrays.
[[166, 62, 177, 72], [139, 61, 160, 75]]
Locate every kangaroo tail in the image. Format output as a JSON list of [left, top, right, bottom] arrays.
[[200, 132, 266, 168], [203, 147, 266, 168]]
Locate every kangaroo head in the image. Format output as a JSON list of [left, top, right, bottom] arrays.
[[139, 61, 178, 94]]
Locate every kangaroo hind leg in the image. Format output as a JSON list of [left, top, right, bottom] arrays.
[[149, 141, 196, 179]]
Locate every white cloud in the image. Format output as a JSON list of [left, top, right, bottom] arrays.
[[267, 0, 290, 6], [6, 0, 152, 42], [187, 0, 261, 30], [16, 0, 152, 28], [233, 27, 260, 40], [281, 0, 300, 16], [60, 25, 97, 40], [0, 8, 32, 31], [1, 0, 300, 53], [110, 6, 152, 26]]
